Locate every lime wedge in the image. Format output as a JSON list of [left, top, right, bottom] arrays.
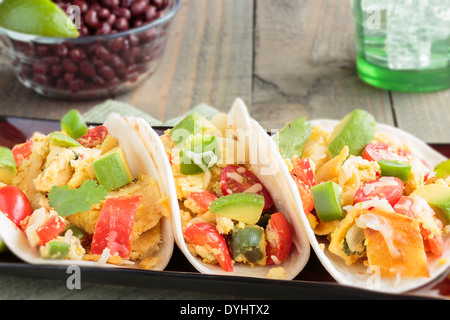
[[0, 0, 79, 37]]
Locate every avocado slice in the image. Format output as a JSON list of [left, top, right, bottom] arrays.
[[209, 193, 265, 225], [230, 225, 266, 265], [434, 160, 450, 179], [93, 147, 133, 191], [328, 109, 376, 158], [0, 147, 17, 184], [311, 181, 345, 222], [49, 132, 81, 148], [169, 112, 214, 146], [61, 110, 88, 140], [179, 134, 220, 175], [411, 184, 450, 224]]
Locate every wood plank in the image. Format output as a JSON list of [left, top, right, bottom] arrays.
[[252, 0, 394, 130], [117, 0, 254, 122], [391, 91, 450, 143]]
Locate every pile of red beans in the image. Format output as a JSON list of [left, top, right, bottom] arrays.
[[55, 0, 169, 36], [12, 0, 173, 98]]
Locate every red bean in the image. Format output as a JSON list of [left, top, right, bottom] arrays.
[[70, 48, 85, 63], [35, 45, 50, 56], [131, 0, 147, 17], [102, 0, 120, 8], [51, 65, 63, 78], [106, 14, 117, 26], [98, 8, 111, 20], [62, 58, 78, 73], [54, 44, 68, 57], [99, 66, 116, 79], [115, 17, 130, 31], [32, 62, 48, 75], [85, 10, 100, 29], [64, 72, 75, 83], [95, 45, 112, 60], [145, 6, 157, 21], [114, 7, 131, 20], [72, 0, 89, 13], [109, 37, 124, 52], [95, 22, 112, 35], [80, 61, 97, 77]]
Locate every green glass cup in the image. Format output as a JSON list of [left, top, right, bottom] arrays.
[[352, 0, 450, 92]]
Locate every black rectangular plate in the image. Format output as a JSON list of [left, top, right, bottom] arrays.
[[0, 116, 448, 300]]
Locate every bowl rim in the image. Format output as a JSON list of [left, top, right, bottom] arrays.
[[0, 0, 181, 44]]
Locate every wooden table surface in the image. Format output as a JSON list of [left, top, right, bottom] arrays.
[[0, 0, 448, 300]]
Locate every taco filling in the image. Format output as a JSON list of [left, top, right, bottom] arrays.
[[277, 109, 449, 279], [161, 112, 293, 275], [0, 110, 170, 269]]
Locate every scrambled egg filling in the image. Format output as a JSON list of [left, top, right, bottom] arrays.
[[12, 130, 169, 265], [162, 114, 288, 279], [295, 125, 449, 278]]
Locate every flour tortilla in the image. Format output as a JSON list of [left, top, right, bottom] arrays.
[[135, 98, 311, 279], [0, 113, 174, 270], [262, 118, 449, 293]]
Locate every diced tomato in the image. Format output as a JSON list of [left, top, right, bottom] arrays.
[[91, 195, 142, 259], [291, 172, 315, 214], [36, 215, 66, 245], [363, 143, 408, 162], [290, 158, 315, 214], [265, 212, 292, 265], [187, 191, 218, 212], [0, 185, 33, 228], [220, 165, 273, 211], [394, 196, 444, 256], [12, 139, 33, 167], [77, 125, 108, 148], [364, 143, 431, 181], [354, 177, 404, 207], [392, 196, 415, 219], [183, 222, 233, 272], [291, 157, 316, 188]]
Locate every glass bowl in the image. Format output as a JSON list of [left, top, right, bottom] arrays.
[[0, 0, 180, 100]]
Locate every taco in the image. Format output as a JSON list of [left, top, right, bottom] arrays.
[[262, 109, 450, 293], [133, 98, 310, 279], [0, 110, 174, 270]]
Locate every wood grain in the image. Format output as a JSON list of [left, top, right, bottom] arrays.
[[0, 0, 447, 144], [117, 0, 254, 121], [252, 0, 395, 131], [391, 91, 450, 143]]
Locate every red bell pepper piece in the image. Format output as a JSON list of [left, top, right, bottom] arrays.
[[187, 191, 218, 212], [0, 185, 33, 229], [91, 195, 142, 259], [290, 157, 315, 214], [12, 139, 33, 167], [183, 222, 233, 272], [77, 125, 108, 148], [291, 157, 316, 188], [36, 214, 66, 245]]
